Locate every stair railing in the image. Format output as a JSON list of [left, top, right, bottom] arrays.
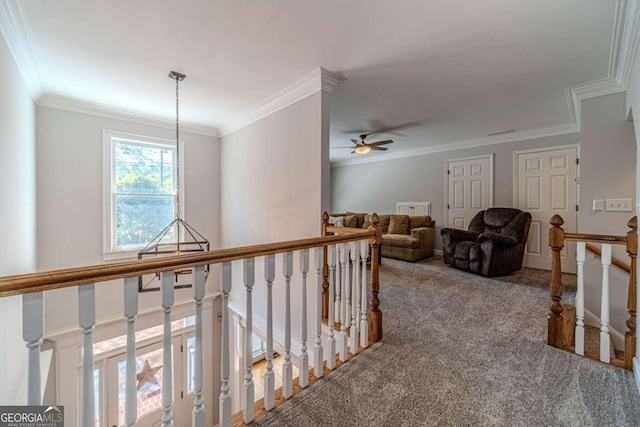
[[548, 215, 637, 369], [0, 214, 383, 427]]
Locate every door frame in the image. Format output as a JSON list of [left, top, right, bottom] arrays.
[[512, 143, 580, 220], [444, 153, 494, 227]]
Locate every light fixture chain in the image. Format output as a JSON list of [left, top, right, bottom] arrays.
[[175, 75, 180, 222]]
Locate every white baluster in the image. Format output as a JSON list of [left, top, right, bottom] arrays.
[[327, 245, 337, 369], [22, 292, 43, 405], [264, 254, 276, 409], [339, 243, 349, 361], [124, 277, 138, 427], [345, 243, 352, 330], [283, 251, 293, 398], [79, 284, 96, 427], [360, 241, 369, 348], [314, 247, 324, 378], [350, 242, 360, 354], [192, 266, 206, 427], [219, 263, 232, 426], [575, 242, 586, 356], [600, 244, 612, 363], [161, 272, 175, 427], [242, 258, 255, 423], [335, 244, 341, 324], [299, 249, 310, 388]]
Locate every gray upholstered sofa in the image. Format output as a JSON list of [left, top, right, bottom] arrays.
[[329, 212, 435, 262]]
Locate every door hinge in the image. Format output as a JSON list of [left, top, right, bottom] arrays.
[[181, 344, 183, 353], [181, 391, 184, 399], [447, 204, 450, 209], [576, 204, 579, 211], [447, 170, 450, 175], [576, 158, 580, 165]]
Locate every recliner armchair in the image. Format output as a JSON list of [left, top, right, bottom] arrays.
[[441, 208, 532, 277]]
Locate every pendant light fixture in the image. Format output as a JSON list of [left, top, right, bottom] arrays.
[[137, 71, 210, 292]]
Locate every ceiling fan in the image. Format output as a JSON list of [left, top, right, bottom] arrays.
[[348, 134, 394, 154]]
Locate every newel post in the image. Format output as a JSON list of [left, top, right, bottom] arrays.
[[322, 212, 330, 320], [548, 215, 565, 348], [368, 213, 383, 343], [625, 216, 637, 369]]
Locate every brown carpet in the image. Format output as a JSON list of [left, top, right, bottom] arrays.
[[254, 257, 640, 426]]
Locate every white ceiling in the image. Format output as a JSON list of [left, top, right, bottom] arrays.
[[6, 0, 625, 162]]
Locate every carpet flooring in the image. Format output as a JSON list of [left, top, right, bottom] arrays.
[[254, 257, 640, 427]]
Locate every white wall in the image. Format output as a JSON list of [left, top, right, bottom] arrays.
[[0, 34, 36, 403], [35, 106, 221, 333], [220, 92, 329, 366], [331, 132, 579, 249], [579, 92, 636, 337]]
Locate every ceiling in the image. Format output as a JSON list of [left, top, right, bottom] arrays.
[[4, 0, 629, 162]]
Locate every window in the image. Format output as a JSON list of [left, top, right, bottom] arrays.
[[103, 131, 184, 259]]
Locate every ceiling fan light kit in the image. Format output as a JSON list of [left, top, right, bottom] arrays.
[[354, 145, 372, 154]]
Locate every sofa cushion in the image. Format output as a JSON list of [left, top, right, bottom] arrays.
[[389, 215, 410, 234], [409, 215, 431, 230], [329, 216, 344, 227], [378, 215, 391, 234], [346, 211, 367, 228], [362, 214, 371, 229], [381, 234, 420, 249], [454, 241, 481, 262], [344, 214, 358, 228]]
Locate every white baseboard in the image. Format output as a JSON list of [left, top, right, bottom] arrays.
[[583, 308, 625, 351], [434, 249, 443, 256]]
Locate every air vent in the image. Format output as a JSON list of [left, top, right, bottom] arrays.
[[486, 129, 515, 136]]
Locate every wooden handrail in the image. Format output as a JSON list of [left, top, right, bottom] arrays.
[[563, 232, 627, 244], [0, 230, 377, 298], [585, 243, 631, 274]]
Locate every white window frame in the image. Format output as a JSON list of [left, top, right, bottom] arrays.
[[102, 130, 185, 260]]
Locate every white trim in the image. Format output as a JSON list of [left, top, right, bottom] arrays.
[[434, 249, 443, 256], [444, 154, 494, 228], [512, 143, 580, 209], [616, 0, 640, 88], [220, 67, 345, 137], [102, 130, 187, 260], [331, 123, 580, 168], [584, 308, 625, 351], [38, 94, 220, 137], [0, 0, 47, 100]]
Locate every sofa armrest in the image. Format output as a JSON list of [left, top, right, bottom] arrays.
[[477, 231, 517, 247], [412, 227, 435, 257], [440, 228, 476, 242]]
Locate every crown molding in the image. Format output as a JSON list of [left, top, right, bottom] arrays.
[[565, 78, 626, 123], [616, 0, 640, 87], [0, 0, 47, 100], [330, 123, 580, 168], [37, 94, 220, 138], [220, 67, 345, 137], [564, 0, 640, 123]]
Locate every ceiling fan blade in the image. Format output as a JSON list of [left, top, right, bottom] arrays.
[[331, 146, 354, 149], [369, 140, 394, 146], [351, 139, 365, 146], [351, 150, 356, 154], [368, 121, 420, 136], [371, 146, 389, 151]]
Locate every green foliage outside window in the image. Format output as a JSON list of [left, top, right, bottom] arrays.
[[114, 141, 176, 248]]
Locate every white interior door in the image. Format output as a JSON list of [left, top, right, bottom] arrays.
[[107, 336, 183, 427], [446, 155, 493, 229], [515, 146, 578, 273]]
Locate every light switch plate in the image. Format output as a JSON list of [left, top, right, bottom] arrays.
[[605, 198, 633, 212], [593, 200, 603, 211]]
